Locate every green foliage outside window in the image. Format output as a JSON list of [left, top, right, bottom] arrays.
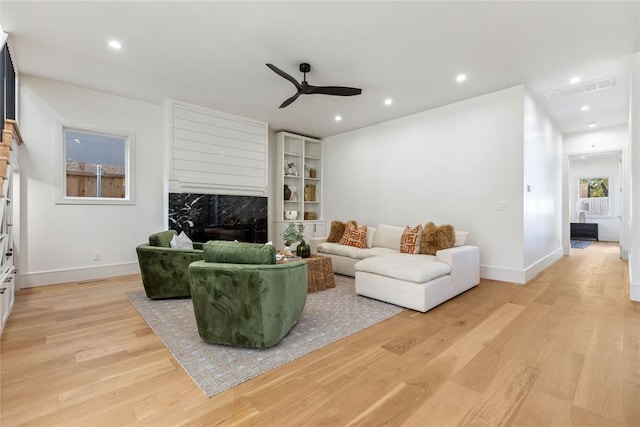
[[580, 178, 608, 198]]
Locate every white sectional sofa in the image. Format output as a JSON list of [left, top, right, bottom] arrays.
[[309, 224, 480, 312]]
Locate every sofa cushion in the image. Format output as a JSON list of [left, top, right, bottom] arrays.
[[327, 220, 347, 243], [149, 230, 178, 248], [203, 240, 276, 265], [339, 222, 368, 248], [455, 231, 470, 246], [366, 227, 376, 248], [355, 253, 451, 284], [318, 242, 397, 259], [400, 225, 423, 254], [421, 222, 455, 255], [372, 224, 404, 251]]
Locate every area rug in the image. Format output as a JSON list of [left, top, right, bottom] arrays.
[[127, 275, 402, 397], [571, 240, 593, 249]]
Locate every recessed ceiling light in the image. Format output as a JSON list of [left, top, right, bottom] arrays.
[[384, 98, 393, 106], [588, 122, 596, 128], [581, 105, 590, 112], [456, 74, 467, 83], [569, 76, 581, 84], [108, 40, 122, 50], [334, 115, 342, 122]]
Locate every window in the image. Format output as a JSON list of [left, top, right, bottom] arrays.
[[57, 124, 135, 204], [578, 177, 610, 216]]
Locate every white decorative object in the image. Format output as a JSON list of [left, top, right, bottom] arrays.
[[287, 162, 298, 176], [285, 210, 298, 220], [577, 201, 590, 223], [170, 231, 194, 249], [290, 185, 298, 201]]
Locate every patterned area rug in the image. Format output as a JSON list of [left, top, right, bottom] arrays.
[[127, 275, 402, 397], [571, 240, 593, 249]]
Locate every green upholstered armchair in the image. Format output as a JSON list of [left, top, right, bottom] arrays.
[[188, 240, 308, 348], [136, 230, 204, 299]]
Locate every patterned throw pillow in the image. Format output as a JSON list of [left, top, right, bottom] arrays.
[[339, 221, 368, 248], [327, 220, 347, 243], [400, 224, 423, 254], [420, 222, 455, 255]]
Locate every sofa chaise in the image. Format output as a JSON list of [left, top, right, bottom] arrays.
[[310, 224, 480, 312]]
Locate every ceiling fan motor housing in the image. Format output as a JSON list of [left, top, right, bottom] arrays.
[[299, 63, 311, 73]]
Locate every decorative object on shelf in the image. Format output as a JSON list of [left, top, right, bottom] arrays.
[[284, 210, 298, 220], [309, 168, 317, 178], [290, 185, 298, 201], [304, 184, 316, 202], [577, 201, 590, 223], [287, 162, 298, 176], [304, 164, 310, 177], [284, 184, 291, 201], [304, 212, 318, 220], [296, 240, 311, 258]]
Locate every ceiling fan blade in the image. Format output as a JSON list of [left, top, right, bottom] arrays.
[[279, 92, 302, 108], [307, 85, 362, 96], [266, 64, 302, 89]]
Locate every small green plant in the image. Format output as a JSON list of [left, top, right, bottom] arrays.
[[280, 222, 305, 246]]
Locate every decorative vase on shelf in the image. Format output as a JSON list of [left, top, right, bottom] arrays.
[[296, 240, 311, 258], [284, 184, 291, 201]]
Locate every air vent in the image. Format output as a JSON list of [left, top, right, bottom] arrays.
[[544, 75, 616, 101]]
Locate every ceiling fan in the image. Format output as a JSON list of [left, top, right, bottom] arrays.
[[266, 62, 362, 108]]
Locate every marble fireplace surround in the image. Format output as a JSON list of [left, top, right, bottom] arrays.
[[169, 193, 268, 244]]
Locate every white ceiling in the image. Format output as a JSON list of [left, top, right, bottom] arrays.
[[1, 1, 639, 139]]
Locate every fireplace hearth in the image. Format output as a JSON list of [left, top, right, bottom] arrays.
[[169, 193, 267, 243]]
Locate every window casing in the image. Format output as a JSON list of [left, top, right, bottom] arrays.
[[57, 124, 135, 205]]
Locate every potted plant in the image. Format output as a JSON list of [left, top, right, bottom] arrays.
[[280, 222, 308, 257]]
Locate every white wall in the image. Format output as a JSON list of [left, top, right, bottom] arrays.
[[569, 155, 621, 241], [323, 86, 531, 283], [522, 91, 563, 281], [18, 75, 165, 287], [630, 52, 640, 301], [563, 124, 629, 255]]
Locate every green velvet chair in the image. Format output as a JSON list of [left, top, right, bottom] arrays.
[[136, 230, 204, 299], [188, 240, 308, 348]]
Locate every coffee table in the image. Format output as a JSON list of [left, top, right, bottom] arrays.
[[278, 254, 335, 293]]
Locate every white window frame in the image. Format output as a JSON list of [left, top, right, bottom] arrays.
[[56, 122, 135, 205], [576, 175, 613, 219]]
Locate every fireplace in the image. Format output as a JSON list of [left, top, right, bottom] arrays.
[[169, 193, 267, 243]]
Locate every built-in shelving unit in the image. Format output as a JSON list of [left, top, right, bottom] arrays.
[[0, 119, 21, 335], [274, 131, 326, 249]]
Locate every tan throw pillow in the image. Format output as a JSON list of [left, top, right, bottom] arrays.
[[339, 221, 367, 249], [400, 224, 423, 254], [327, 220, 346, 243], [421, 222, 455, 255]]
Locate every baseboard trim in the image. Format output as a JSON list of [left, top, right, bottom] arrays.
[[18, 262, 140, 288], [524, 247, 564, 283], [631, 283, 640, 302], [480, 265, 526, 285], [481, 247, 564, 285]]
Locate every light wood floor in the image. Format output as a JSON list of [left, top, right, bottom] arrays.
[[1, 242, 638, 426]]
